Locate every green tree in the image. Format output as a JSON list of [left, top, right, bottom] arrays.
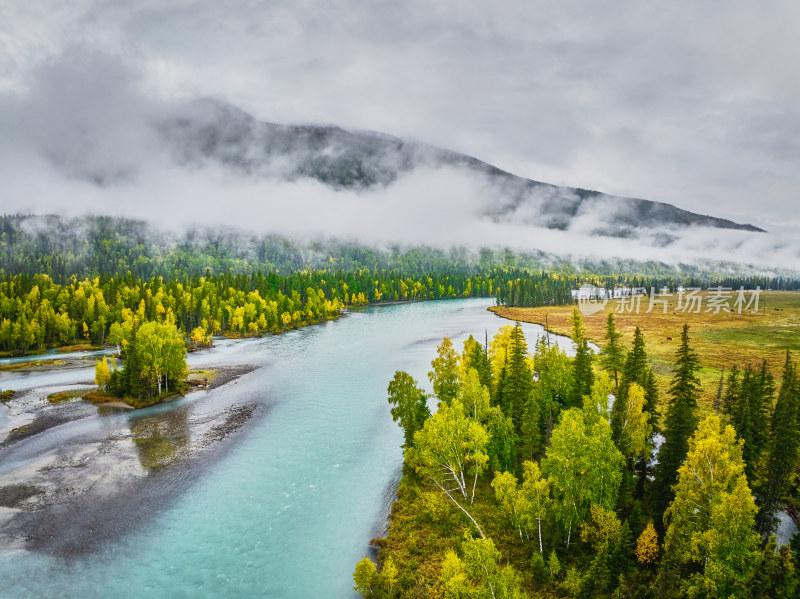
[[748, 536, 799, 599], [408, 400, 489, 537], [616, 382, 651, 461], [568, 308, 593, 408], [429, 337, 459, 405], [526, 336, 573, 457], [491, 460, 551, 553], [492, 470, 525, 540], [652, 324, 701, 528], [382, 557, 399, 598], [484, 409, 516, 474], [582, 371, 613, 424], [661, 415, 760, 598], [462, 334, 493, 391], [123, 320, 188, 401], [755, 353, 799, 538], [724, 361, 774, 484], [578, 505, 631, 597], [519, 460, 550, 554], [612, 327, 658, 444], [439, 549, 471, 598], [600, 312, 625, 390], [440, 534, 526, 599], [353, 557, 378, 597], [461, 368, 516, 472], [542, 408, 623, 549], [387, 370, 430, 449], [459, 368, 491, 421], [500, 321, 533, 428]]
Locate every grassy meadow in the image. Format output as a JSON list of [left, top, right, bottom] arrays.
[[490, 291, 800, 416]]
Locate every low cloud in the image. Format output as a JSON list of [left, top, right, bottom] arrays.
[[0, 48, 797, 273]]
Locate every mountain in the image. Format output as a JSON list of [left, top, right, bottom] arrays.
[[156, 99, 764, 238]]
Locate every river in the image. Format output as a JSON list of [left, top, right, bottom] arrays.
[[0, 299, 571, 598]]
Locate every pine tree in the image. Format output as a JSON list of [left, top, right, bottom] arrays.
[[652, 324, 701, 530], [610, 327, 659, 499], [725, 361, 773, 483], [755, 352, 799, 538], [600, 312, 625, 390], [501, 321, 533, 429], [612, 328, 656, 443], [463, 334, 493, 391], [568, 308, 593, 408], [748, 536, 799, 599], [722, 364, 741, 415]]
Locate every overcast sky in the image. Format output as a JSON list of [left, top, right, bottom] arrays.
[[1, 0, 799, 243]]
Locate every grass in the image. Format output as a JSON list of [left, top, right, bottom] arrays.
[[56, 344, 103, 353], [0, 390, 15, 402], [377, 471, 565, 598], [0, 359, 65, 371], [82, 390, 120, 404], [47, 389, 88, 403], [0, 349, 46, 358], [187, 369, 216, 386], [489, 290, 800, 415], [122, 386, 187, 409]]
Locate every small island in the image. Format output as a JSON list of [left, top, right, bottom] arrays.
[[89, 320, 189, 408]]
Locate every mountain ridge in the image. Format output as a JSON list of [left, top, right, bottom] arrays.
[[156, 99, 765, 237]]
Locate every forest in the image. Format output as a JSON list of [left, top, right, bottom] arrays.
[[496, 273, 800, 308], [2, 212, 799, 593], [0, 268, 509, 357], [2, 214, 793, 284], [354, 312, 800, 598]]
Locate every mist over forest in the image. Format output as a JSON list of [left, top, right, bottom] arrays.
[[1, 49, 798, 272], [2, 214, 797, 283]]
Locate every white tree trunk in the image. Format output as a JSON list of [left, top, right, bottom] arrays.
[[538, 517, 543, 553], [432, 479, 486, 539]]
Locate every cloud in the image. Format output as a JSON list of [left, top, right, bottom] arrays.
[[0, 8, 798, 272]]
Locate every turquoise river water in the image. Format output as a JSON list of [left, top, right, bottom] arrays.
[[0, 299, 566, 598]]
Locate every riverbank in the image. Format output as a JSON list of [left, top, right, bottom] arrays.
[[0, 360, 260, 556], [2, 298, 542, 598]]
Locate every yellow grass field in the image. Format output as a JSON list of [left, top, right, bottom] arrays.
[[490, 291, 800, 416]]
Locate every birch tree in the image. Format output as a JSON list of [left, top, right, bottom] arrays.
[[409, 400, 489, 537], [661, 415, 760, 598], [542, 408, 623, 549]]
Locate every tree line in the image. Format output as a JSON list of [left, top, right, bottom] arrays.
[[0, 214, 538, 281], [6, 214, 797, 287], [0, 269, 515, 356], [497, 271, 800, 308], [354, 312, 800, 598]]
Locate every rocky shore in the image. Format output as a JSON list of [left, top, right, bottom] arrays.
[[0, 363, 261, 556]]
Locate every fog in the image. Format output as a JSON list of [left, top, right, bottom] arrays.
[[1, 4, 799, 271]]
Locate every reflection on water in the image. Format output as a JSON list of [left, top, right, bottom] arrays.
[[130, 408, 190, 471]]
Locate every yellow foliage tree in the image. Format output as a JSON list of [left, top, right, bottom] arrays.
[[95, 357, 111, 389], [636, 522, 659, 565]]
